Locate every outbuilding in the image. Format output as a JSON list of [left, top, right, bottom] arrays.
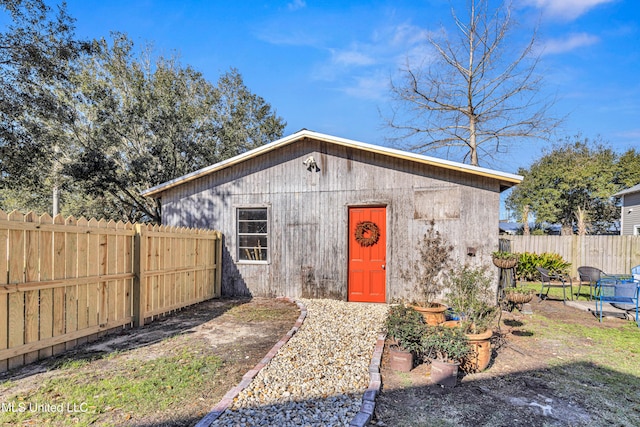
[[143, 130, 521, 302]]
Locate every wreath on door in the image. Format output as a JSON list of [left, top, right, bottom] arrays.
[[354, 221, 380, 247]]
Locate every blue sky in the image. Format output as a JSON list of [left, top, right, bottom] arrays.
[[50, 1, 640, 182]]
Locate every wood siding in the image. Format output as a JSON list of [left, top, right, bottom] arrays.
[[621, 192, 640, 235], [160, 138, 502, 300]]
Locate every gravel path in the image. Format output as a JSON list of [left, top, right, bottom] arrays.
[[209, 298, 388, 427]]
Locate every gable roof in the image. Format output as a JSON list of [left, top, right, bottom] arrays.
[[614, 183, 640, 197], [142, 129, 523, 198]]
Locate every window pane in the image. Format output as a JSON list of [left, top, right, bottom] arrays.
[[238, 209, 267, 221], [239, 248, 268, 261], [239, 235, 267, 248], [238, 221, 267, 234]]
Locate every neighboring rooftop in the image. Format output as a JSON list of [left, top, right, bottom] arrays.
[[614, 183, 640, 197]]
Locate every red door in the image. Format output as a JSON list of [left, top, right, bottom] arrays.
[[348, 207, 386, 302]]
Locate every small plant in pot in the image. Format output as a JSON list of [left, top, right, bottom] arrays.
[[385, 304, 425, 372], [445, 264, 499, 372], [504, 287, 535, 303], [421, 325, 471, 387], [403, 220, 454, 325], [504, 287, 536, 311]]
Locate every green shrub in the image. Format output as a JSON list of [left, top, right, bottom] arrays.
[[421, 325, 471, 363], [516, 252, 571, 281], [385, 304, 425, 353], [445, 265, 498, 334]]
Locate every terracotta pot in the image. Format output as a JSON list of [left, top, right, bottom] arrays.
[[463, 329, 493, 372], [389, 346, 413, 372], [429, 358, 460, 387], [411, 303, 447, 325], [439, 321, 493, 372]]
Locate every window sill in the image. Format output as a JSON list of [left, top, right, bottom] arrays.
[[236, 260, 269, 265]]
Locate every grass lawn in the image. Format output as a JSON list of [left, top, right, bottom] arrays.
[[0, 297, 300, 426], [0, 339, 221, 426]]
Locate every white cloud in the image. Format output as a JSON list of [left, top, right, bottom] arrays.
[[320, 23, 438, 99], [523, 0, 616, 20], [259, 16, 433, 100], [332, 49, 376, 67], [539, 33, 600, 55], [342, 73, 389, 100], [616, 129, 640, 139], [287, 0, 306, 12]]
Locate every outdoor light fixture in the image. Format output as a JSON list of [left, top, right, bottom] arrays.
[[303, 156, 318, 171]]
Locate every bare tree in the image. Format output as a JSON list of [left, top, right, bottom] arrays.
[[386, 0, 559, 166]]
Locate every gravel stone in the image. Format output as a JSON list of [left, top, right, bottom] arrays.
[[211, 298, 388, 427]]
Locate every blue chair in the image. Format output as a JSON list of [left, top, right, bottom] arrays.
[[595, 277, 639, 328], [613, 265, 640, 312]]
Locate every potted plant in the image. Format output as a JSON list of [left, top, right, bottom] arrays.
[[385, 304, 425, 371], [403, 220, 454, 325], [492, 251, 518, 269], [421, 325, 471, 387], [445, 265, 499, 372]]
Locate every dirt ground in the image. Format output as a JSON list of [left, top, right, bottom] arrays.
[[374, 299, 638, 427], [2, 297, 637, 426], [0, 297, 300, 426]]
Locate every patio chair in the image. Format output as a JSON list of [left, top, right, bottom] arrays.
[[610, 265, 640, 312], [577, 266, 606, 301], [595, 276, 639, 327], [537, 267, 573, 304]]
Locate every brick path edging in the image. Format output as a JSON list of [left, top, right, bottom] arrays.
[[194, 297, 307, 427], [349, 332, 386, 427]]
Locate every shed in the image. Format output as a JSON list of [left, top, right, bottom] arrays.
[[614, 183, 640, 235], [143, 130, 522, 302]]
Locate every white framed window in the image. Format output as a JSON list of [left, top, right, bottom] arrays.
[[237, 207, 268, 262]]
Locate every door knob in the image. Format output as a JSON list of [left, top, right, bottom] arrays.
[[382, 264, 385, 270]]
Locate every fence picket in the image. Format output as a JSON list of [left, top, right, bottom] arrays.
[[87, 218, 100, 342], [23, 212, 39, 364], [0, 211, 7, 372], [106, 220, 117, 324], [65, 216, 78, 351], [76, 217, 89, 346], [52, 214, 66, 355], [7, 211, 25, 369], [38, 213, 53, 359]]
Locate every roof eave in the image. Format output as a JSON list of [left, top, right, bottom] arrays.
[[142, 130, 523, 198]]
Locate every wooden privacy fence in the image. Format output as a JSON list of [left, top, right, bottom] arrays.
[[507, 235, 640, 278], [0, 210, 222, 372]]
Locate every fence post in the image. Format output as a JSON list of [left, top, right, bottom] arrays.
[[133, 224, 147, 327], [214, 231, 223, 298]]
